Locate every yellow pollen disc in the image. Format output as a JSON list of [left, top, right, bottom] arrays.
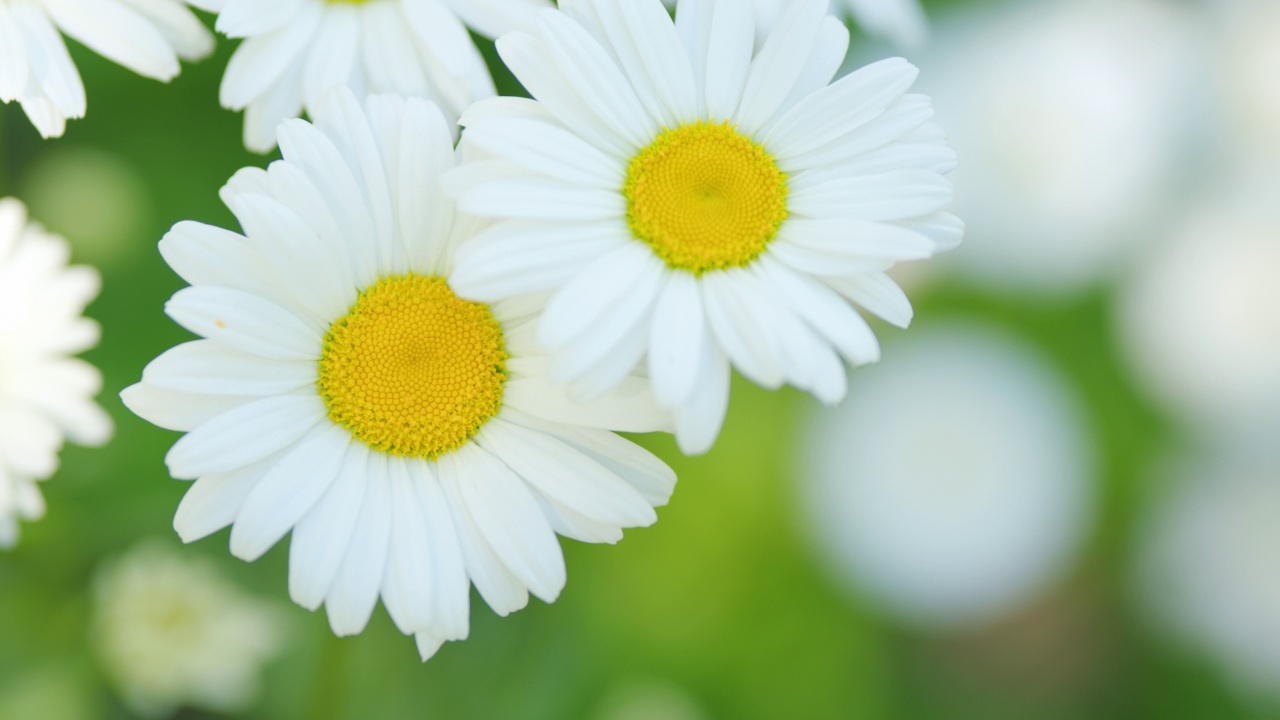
[[624, 120, 790, 275], [317, 274, 507, 460]]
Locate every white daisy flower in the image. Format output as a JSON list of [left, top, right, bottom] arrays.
[[448, 0, 960, 455], [121, 89, 677, 661], [0, 0, 213, 138], [800, 323, 1095, 628], [92, 542, 286, 718], [0, 197, 113, 548], [187, 0, 550, 153]]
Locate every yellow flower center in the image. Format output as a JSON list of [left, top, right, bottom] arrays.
[[317, 274, 507, 460], [624, 121, 789, 275]]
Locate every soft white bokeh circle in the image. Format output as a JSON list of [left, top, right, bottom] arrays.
[[1118, 179, 1280, 433], [920, 0, 1199, 293], [800, 322, 1096, 628], [1136, 447, 1280, 697]]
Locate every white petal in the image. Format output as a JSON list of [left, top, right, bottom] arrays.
[[142, 340, 315, 396], [289, 442, 369, 610], [787, 169, 953, 222], [450, 220, 629, 302], [647, 271, 707, 408], [673, 342, 730, 456], [42, 0, 179, 81], [764, 57, 918, 162], [453, 443, 565, 603], [502, 408, 676, 507], [325, 453, 392, 636], [503, 374, 672, 434], [165, 286, 322, 361], [173, 452, 281, 543], [759, 257, 882, 364], [824, 271, 914, 329], [120, 383, 251, 433], [537, 243, 663, 350], [230, 422, 349, 562], [410, 459, 470, 641], [478, 419, 656, 528], [380, 458, 435, 635], [732, 0, 827, 134], [164, 394, 326, 480], [437, 451, 530, 616]]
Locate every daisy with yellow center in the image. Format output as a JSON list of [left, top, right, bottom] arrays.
[[186, 0, 551, 151], [122, 89, 676, 661], [449, 0, 962, 454]]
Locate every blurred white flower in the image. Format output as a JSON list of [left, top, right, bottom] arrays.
[[1214, 0, 1280, 167], [800, 322, 1095, 628], [1136, 447, 1280, 697], [187, 0, 549, 152], [1118, 179, 1280, 433], [0, 0, 213, 138], [0, 198, 112, 549], [920, 0, 1198, 293], [92, 542, 285, 718]]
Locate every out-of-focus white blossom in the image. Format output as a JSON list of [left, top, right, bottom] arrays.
[[91, 542, 285, 718], [800, 322, 1095, 628], [920, 0, 1199, 293], [0, 198, 112, 548], [1137, 445, 1280, 697], [1118, 178, 1280, 433]]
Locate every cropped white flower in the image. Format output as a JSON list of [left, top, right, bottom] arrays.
[[449, 0, 960, 455], [800, 323, 1095, 627], [188, 0, 550, 152], [0, 198, 112, 548], [0, 0, 213, 138], [122, 89, 676, 660], [92, 542, 285, 718]]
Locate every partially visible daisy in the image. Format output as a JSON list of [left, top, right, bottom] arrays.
[[449, 0, 960, 455], [0, 198, 113, 548], [122, 89, 676, 660], [188, 0, 550, 152], [0, 0, 213, 138], [92, 541, 286, 718]]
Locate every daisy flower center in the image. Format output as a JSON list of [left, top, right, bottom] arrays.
[[624, 121, 789, 275], [317, 274, 507, 460]]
